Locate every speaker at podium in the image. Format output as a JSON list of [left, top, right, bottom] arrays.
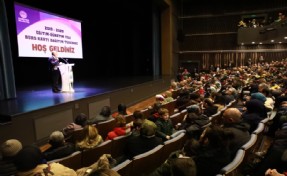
[[58, 63, 75, 92]]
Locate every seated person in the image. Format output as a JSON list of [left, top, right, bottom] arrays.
[[242, 99, 267, 133], [149, 131, 201, 176], [133, 110, 157, 132], [14, 145, 77, 176], [177, 105, 209, 140], [112, 103, 131, 118], [0, 139, 23, 176], [62, 113, 88, 136], [193, 125, 234, 176], [252, 118, 287, 176], [148, 102, 162, 123], [125, 124, 163, 159], [43, 130, 76, 161], [88, 106, 113, 124], [202, 98, 218, 117], [155, 108, 175, 141], [222, 108, 251, 158], [76, 125, 103, 150], [106, 114, 131, 140], [163, 90, 174, 103], [155, 94, 166, 105]]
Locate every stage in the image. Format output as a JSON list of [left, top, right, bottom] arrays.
[[0, 76, 171, 145], [0, 76, 165, 117]]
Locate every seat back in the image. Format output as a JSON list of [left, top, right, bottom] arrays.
[[96, 118, 117, 140], [140, 108, 153, 119], [81, 140, 113, 167], [47, 151, 82, 170], [210, 111, 222, 125], [125, 114, 134, 124], [161, 100, 176, 115], [111, 132, 132, 159], [131, 145, 164, 176], [219, 149, 246, 176], [65, 128, 85, 144], [161, 132, 186, 163], [252, 122, 265, 149], [112, 159, 133, 176], [169, 112, 181, 127]]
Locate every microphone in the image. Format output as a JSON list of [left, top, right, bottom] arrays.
[[60, 57, 69, 64]]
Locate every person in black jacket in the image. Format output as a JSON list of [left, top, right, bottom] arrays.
[[43, 130, 75, 161], [222, 108, 251, 158], [125, 124, 163, 160]]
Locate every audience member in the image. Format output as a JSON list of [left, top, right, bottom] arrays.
[[0, 139, 22, 176], [169, 157, 197, 176], [43, 130, 76, 161], [189, 92, 202, 105], [191, 125, 234, 176], [251, 92, 267, 104], [151, 125, 233, 176], [182, 68, 191, 80], [62, 113, 88, 136], [76, 125, 103, 150], [132, 110, 157, 136], [202, 98, 218, 117], [155, 94, 166, 105], [112, 103, 131, 118], [267, 102, 287, 137], [261, 87, 275, 111], [176, 89, 191, 111], [76, 154, 117, 176], [106, 114, 131, 140], [125, 124, 163, 159], [14, 144, 77, 176], [223, 86, 237, 104], [212, 92, 226, 111], [177, 104, 209, 139], [163, 90, 174, 103], [148, 102, 162, 122], [155, 108, 175, 141], [88, 106, 113, 124], [242, 99, 267, 133], [149, 151, 197, 176], [252, 118, 287, 176], [222, 108, 251, 157]]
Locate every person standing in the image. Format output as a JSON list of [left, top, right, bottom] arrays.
[[48, 51, 61, 93]]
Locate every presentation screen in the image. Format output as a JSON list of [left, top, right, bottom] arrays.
[[14, 2, 83, 59]]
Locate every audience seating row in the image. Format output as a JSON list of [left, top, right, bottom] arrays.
[[169, 109, 187, 128], [112, 131, 187, 176], [48, 130, 187, 175], [48, 132, 132, 170], [218, 116, 272, 176]]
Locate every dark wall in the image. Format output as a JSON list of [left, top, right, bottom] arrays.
[[178, 0, 287, 70], [4, 0, 155, 87]]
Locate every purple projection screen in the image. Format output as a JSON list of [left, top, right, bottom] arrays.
[[14, 3, 83, 59]]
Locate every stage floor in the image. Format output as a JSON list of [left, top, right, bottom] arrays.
[[0, 76, 160, 117]]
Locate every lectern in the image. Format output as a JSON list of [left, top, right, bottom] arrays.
[[58, 63, 75, 92]]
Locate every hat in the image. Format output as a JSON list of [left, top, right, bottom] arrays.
[[14, 145, 43, 171], [49, 130, 64, 143], [1, 139, 22, 157], [155, 94, 165, 101], [187, 105, 200, 113], [251, 92, 266, 103]]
